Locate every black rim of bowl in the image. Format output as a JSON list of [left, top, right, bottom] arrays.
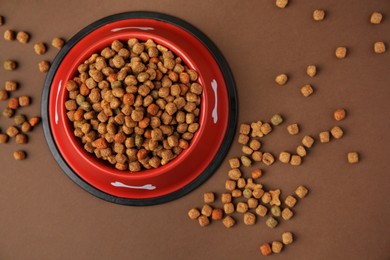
[[41, 11, 237, 206]]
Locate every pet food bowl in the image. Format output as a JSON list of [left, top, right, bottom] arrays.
[[42, 12, 237, 205]]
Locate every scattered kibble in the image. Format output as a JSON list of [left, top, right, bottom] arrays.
[[238, 134, 249, 145], [251, 121, 263, 137], [16, 31, 30, 44], [319, 131, 330, 143], [256, 204, 268, 217], [29, 117, 41, 127], [370, 12, 383, 24], [374, 41, 386, 54], [290, 155, 302, 166], [52, 37, 65, 49], [2, 107, 14, 118], [249, 139, 261, 151], [243, 188, 252, 199], [271, 206, 281, 217], [243, 212, 256, 225], [287, 123, 299, 135], [261, 123, 272, 135], [15, 134, 28, 144], [14, 115, 26, 125], [0, 134, 9, 144], [296, 145, 307, 157], [275, 0, 288, 8], [228, 169, 242, 181], [225, 180, 236, 191], [232, 189, 242, 198], [295, 185, 309, 198], [18, 96, 31, 107], [270, 114, 283, 126], [4, 29, 15, 40], [34, 42, 47, 55], [251, 169, 262, 179], [38, 60, 50, 73], [13, 150, 26, 160], [223, 203, 235, 214], [5, 80, 18, 91], [262, 152, 275, 166], [211, 208, 223, 220], [282, 232, 294, 245], [236, 202, 249, 213], [204, 192, 215, 203], [330, 126, 344, 139], [262, 192, 272, 204], [335, 47, 347, 59], [302, 135, 315, 148], [260, 243, 272, 256], [221, 193, 232, 204], [285, 195, 297, 208], [242, 145, 253, 155], [279, 151, 291, 163], [281, 208, 294, 220], [222, 216, 235, 228], [266, 216, 278, 228], [252, 151, 263, 162], [275, 73, 288, 85], [201, 204, 213, 217], [313, 9, 326, 21], [228, 158, 240, 169], [8, 97, 19, 109], [272, 241, 283, 254], [306, 65, 317, 77], [347, 152, 359, 164], [188, 208, 201, 220], [6, 126, 19, 137], [301, 84, 314, 97], [269, 189, 281, 206], [198, 215, 210, 227], [4, 60, 17, 70], [241, 155, 252, 167], [334, 108, 346, 121], [239, 123, 251, 135]]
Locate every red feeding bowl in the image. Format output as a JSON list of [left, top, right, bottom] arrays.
[[41, 12, 237, 205]]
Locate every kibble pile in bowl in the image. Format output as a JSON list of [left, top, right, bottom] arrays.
[[64, 38, 203, 172]]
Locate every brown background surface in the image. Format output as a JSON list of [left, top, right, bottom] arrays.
[[0, 1, 389, 259]]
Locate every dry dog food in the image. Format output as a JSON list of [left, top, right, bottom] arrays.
[[281, 208, 294, 220], [38, 60, 50, 72], [285, 195, 297, 208], [287, 123, 299, 135], [301, 84, 314, 97], [313, 9, 326, 21], [5, 80, 17, 91], [198, 215, 210, 227], [16, 31, 30, 44], [306, 65, 317, 77], [302, 135, 314, 148], [275, 73, 288, 85], [319, 131, 330, 143], [330, 126, 343, 139], [3, 60, 17, 70], [13, 150, 26, 160], [334, 108, 346, 121], [279, 151, 291, 163], [52, 37, 65, 49], [266, 216, 278, 228], [272, 241, 283, 253], [370, 12, 383, 24], [290, 155, 302, 166], [260, 243, 272, 256], [295, 185, 309, 198], [4, 29, 15, 40], [270, 113, 283, 126], [296, 145, 307, 157], [204, 192, 215, 203], [34, 42, 47, 55], [222, 216, 235, 228], [64, 38, 203, 171], [0, 134, 9, 144], [282, 231, 294, 245], [347, 152, 359, 164], [211, 209, 223, 220], [243, 212, 256, 225], [275, 0, 288, 9], [335, 47, 348, 59], [374, 41, 386, 54], [187, 208, 200, 220]]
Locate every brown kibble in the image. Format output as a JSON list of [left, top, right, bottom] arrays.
[[0, 89, 8, 100], [237, 178, 246, 189], [335, 47, 347, 59], [16, 31, 30, 44], [296, 145, 307, 157], [272, 241, 283, 254], [29, 117, 41, 127], [13, 150, 26, 160], [256, 204, 268, 217], [260, 243, 272, 256], [236, 202, 249, 213], [307, 65, 317, 77], [269, 189, 281, 206], [301, 84, 314, 97], [248, 198, 259, 209], [279, 151, 291, 163], [285, 195, 297, 208], [282, 232, 294, 245], [228, 168, 242, 180], [204, 192, 215, 203], [252, 151, 263, 162], [211, 208, 223, 220], [6, 126, 19, 137], [15, 134, 28, 144], [241, 155, 252, 167], [266, 216, 278, 228], [14, 115, 26, 125], [38, 61, 50, 73], [251, 169, 262, 179], [4, 60, 17, 70], [243, 188, 252, 199], [5, 80, 17, 91], [260, 123, 272, 135], [34, 42, 47, 55], [295, 185, 309, 198], [262, 192, 272, 204], [374, 41, 386, 54], [243, 212, 256, 225], [4, 29, 15, 40], [370, 12, 383, 24], [238, 134, 249, 145], [52, 37, 65, 49], [271, 206, 281, 217], [290, 155, 302, 166], [198, 215, 210, 227], [252, 188, 265, 199], [222, 216, 235, 228], [201, 204, 213, 217], [2, 107, 14, 118], [282, 208, 294, 220], [19, 96, 31, 107], [228, 158, 240, 169], [319, 131, 330, 143], [223, 203, 235, 214], [0, 134, 9, 144], [8, 97, 19, 109], [262, 152, 275, 166], [348, 152, 359, 164], [251, 121, 263, 137], [249, 139, 261, 151], [221, 193, 232, 204], [313, 9, 326, 21], [275, 73, 288, 85], [331, 126, 344, 139], [302, 135, 315, 148], [287, 123, 299, 135], [225, 179, 236, 191], [275, 0, 288, 8], [239, 123, 251, 135], [334, 108, 346, 121], [242, 145, 253, 155], [270, 114, 283, 126]]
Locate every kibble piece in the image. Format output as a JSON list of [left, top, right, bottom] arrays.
[[52, 37, 65, 49], [275, 73, 288, 85], [319, 131, 330, 143], [4, 29, 15, 40], [271, 206, 281, 217], [248, 198, 259, 209], [260, 243, 272, 256], [4, 60, 17, 70], [5, 80, 17, 92], [348, 152, 359, 164], [225, 179, 236, 191], [0, 89, 8, 100], [370, 12, 383, 24], [287, 123, 299, 135], [8, 97, 19, 109], [270, 189, 281, 206], [275, 0, 288, 8], [38, 61, 50, 73], [14, 115, 26, 125], [6, 126, 19, 137], [198, 215, 210, 227], [238, 134, 249, 145], [223, 203, 235, 214], [19, 96, 31, 107], [237, 178, 246, 189], [236, 202, 249, 213], [0, 134, 9, 144], [255, 204, 268, 217], [21, 122, 32, 133], [243, 188, 252, 199], [204, 192, 215, 203], [251, 169, 262, 179], [16, 31, 30, 44], [249, 139, 261, 151], [243, 212, 256, 225], [285, 195, 297, 208], [262, 152, 275, 166], [239, 123, 251, 135], [374, 41, 386, 54], [222, 216, 235, 228], [2, 107, 14, 118], [302, 135, 315, 148], [201, 204, 213, 217], [331, 126, 344, 139], [301, 84, 314, 97], [34, 42, 47, 55], [13, 150, 26, 160], [252, 188, 264, 199], [296, 145, 307, 157], [306, 65, 317, 77], [262, 192, 272, 204], [290, 155, 302, 166], [282, 208, 294, 220], [270, 114, 283, 126], [188, 208, 200, 220], [279, 151, 291, 163], [252, 151, 263, 162], [241, 155, 252, 167], [221, 193, 232, 204], [228, 169, 242, 180], [272, 241, 283, 254], [266, 216, 278, 228], [261, 123, 272, 135], [334, 108, 346, 121], [211, 209, 223, 220], [282, 232, 294, 245], [229, 158, 240, 169], [335, 47, 347, 59], [29, 117, 41, 127], [242, 145, 253, 155], [295, 185, 309, 198], [251, 121, 263, 137], [313, 9, 326, 21]]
